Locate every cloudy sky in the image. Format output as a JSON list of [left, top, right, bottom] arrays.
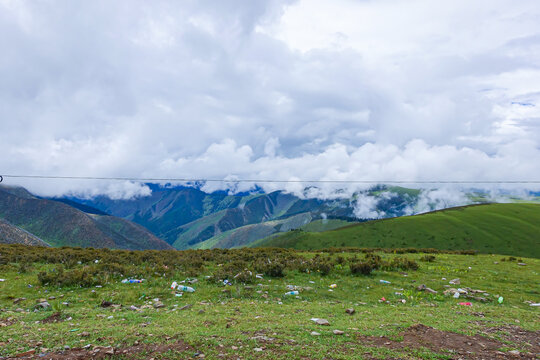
[[1, 0, 539, 198]]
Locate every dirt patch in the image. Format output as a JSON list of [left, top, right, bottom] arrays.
[[7, 341, 194, 359], [358, 323, 538, 359], [480, 325, 540, 353], [40, 312, 63, 324]]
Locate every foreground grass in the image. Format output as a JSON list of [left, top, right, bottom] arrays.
[[0, 251, 539, 359]]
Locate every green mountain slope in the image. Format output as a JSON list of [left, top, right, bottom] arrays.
[[0, 218, 50, 247], [253, 203, 540, 258], [0, 186, 172, 250]]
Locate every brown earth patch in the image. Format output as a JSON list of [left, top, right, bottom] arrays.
[[358, 323, 538, 359], [40, 312, 63, 324], [7, 341, 194, 359], [480, 325, 540, 353]]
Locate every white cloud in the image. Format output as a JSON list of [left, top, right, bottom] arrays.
[[0, 0, 539, 200]]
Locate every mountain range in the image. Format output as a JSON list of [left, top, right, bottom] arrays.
[[2, 183, 539, 253], [0, 185, 171, 250]]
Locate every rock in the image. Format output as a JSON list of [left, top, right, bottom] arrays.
[[345, 308, 355, 315], [311, 318, 330, 326], [13, 298, 26, 304], [80, 331, 90, 337], [104, 347, 115, 355], [253, 348, 263, 352], [48, 296, 56, 300], [449, 278, 460, 285], [34, 302, 50, 310], [508, 350, 520, 355], [129, 305, 139, 311], [153, 302, 165, 309], [101, 301, 113, 308], [179, 304, 193, 311], [310, 331, 321, 336], [333, 330, 344, 335]]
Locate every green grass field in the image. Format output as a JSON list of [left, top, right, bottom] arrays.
[[254, 204, 540, 258], [0, 245, 538, 359]]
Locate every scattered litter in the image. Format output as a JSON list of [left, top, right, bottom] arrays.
[[379, 280, 391, 284], [529, 303, 540, 307], [94, 259, 99, 263], [0, 279, 5, 282], [309, 281, 315, 284], [380, 297, 386, 302], [416, 284, 438, 294], [175, 293, 183, 297], [69, 328, 79, 332], [517, 263, 527, 266], [329, 284, 337, 288], [333, 330, 344, 335], [311, 318, 330, 326], [453, 292, 460, 299], [223, 280, 232, 286], [285, 291, 299, 296], [256, 274, 264, 279], [498, 296, 504, 304], [177, 285, 195, 293], [449, 278, 460, 285], [171, 281, 178, 289], [310, 331, 321, 336], [458, 302, 472, 306], [122, 279, 143, 284], [345, 308, 355, 315]]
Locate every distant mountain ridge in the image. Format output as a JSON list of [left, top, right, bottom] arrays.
[[0, 185, 172, 250], [75, 185, 420, 249], [0, 218, 50, 247]]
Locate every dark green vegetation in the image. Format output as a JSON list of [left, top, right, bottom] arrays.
[[0, 245, 538, 359], [255, 203, 540, 258], [0, 186, 171, 250], [76, 185, 420, 249]]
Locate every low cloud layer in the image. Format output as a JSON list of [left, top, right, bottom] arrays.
[[1, 0, 539, 200]]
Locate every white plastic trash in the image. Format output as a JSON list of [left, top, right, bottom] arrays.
[[453, 292, 460, 299], [177, 285, 195, 293], [171, 281, 178, 290], [285, 291, 299, 296]]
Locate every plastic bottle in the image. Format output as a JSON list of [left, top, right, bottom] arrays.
[[379, 280, 391, 284], [177, 285, 195, 292], [171, 281, 178, 290], [284, 291, 299, 296]]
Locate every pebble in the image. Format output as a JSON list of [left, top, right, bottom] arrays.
[[333, 330, 344, 335]]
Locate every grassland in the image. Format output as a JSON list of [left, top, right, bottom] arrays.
[[254, 204, 540, 258], [0, 245, 538, 359]]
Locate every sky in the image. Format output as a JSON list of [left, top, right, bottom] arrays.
[[1, 0, 539, 200]]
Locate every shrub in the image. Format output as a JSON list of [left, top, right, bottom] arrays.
[[350, 261, 376, 275], [420, 255, 436, 262]]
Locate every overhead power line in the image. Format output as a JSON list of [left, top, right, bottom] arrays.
[[1, 174, 540, 184]]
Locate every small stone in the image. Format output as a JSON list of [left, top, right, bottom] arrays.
[[104, 347, 115, 355], [312, 318, 330, 326], [333, 330, 344, 335], [345, 308, 355, 315], [449, 278, 460, 285], [310, 331, 321, 336], [179, 304, 193, 311], [101, 301, 113, 308], [34, 302, 51, 310], [153, 302, 165, 309], [253, 348, 263, 352], [508, 350, 520, 355], [80, 331, 90, 337]]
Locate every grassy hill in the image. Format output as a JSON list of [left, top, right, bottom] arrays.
[[253, 203, 540, 258], [0, 186, 172, 250], [0, 218, 50, 247]]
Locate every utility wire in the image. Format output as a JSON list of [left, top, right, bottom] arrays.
[[1, 174, 540, 184]]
